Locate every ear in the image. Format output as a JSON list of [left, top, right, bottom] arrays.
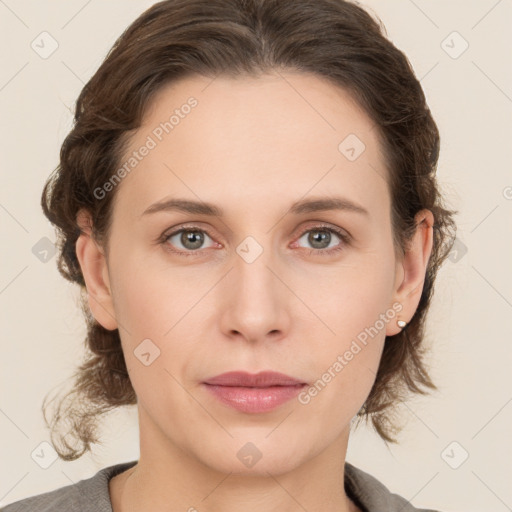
[[386, 209, 434, 336], [75, 209, 118, 331]]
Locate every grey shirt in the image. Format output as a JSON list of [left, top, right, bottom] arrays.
[[1, 460, 441, 511]]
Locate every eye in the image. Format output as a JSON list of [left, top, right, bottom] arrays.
[[294, 225, 350, 256], [159, 223, 351, 258], [162, 227, 217, 256]]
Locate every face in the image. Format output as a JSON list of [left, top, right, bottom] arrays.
[[79, 71, 425, 476]]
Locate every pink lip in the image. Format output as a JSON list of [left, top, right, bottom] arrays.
[[204, 371, 304, 387], [202, 371, 307, 413]]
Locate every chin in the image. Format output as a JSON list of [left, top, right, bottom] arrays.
[[189, 430, 312, 477]]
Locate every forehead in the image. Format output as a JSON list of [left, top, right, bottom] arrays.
[[112, 71, 390, 220]]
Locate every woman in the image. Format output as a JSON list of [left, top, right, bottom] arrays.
[[1, 0, 456, 511]]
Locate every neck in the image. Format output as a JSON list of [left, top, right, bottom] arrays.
[[110, 408, 361, 512]]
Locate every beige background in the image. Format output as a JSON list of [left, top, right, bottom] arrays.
[[1, 1, 511, 511]]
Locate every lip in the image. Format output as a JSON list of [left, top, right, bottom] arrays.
[[202, 371, 307, 413], [204, 371, 305, 387]]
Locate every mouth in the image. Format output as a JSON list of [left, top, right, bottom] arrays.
[[202, 371, 307, 413]]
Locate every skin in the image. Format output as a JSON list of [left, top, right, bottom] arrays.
[[75, 71, 434, 512]]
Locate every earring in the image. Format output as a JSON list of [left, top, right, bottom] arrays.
[[397, 319, 407, 329]]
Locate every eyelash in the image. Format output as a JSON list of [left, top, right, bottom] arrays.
[[159, 223, 351, 258]]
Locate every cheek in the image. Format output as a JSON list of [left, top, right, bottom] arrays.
[[302, 257, 395, 394], [309, 256, 396, 338], [109, 252, 198, 338], [109, 256, 209, 386], [297, 283, 388, 427]]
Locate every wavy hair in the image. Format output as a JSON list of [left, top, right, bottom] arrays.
[[40, 0, 457, 460]]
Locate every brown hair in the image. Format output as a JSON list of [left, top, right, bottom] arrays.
[[41, 0, 457, 460]]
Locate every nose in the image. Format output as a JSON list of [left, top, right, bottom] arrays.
[[218, 246, 291, 345]]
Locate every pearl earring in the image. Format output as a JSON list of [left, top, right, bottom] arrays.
[[397, 319, 407, 329]]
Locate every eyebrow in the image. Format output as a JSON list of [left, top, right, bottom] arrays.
[[141, 196, 370, 218]]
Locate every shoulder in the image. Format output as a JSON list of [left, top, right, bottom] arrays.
[[1, 461, 138, 512], [2, 459, 441, 512], [344, 462, 442, 512]]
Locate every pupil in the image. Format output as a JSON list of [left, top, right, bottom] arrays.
[[310, 230, 330, 248], [182, 231, 203, 249]]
